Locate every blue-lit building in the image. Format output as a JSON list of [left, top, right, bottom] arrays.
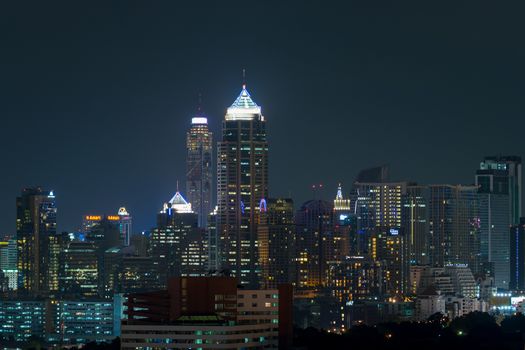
[[510, 218, 525, 290], [476, 156, 522, 290], [0, 299, 47, 342], [48, 298, 122, 345]]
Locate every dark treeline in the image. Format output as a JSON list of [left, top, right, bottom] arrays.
[[294, 312, 525, 350]]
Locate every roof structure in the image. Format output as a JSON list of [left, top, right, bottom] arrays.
[[226, 85, 262, 119]]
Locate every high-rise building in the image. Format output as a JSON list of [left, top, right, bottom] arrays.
[[476, 162, 511, 289], [479, 156, 522, 225], [61, 241, 99, 297], [353, 182, 409, 296], [186, 113, 213, 228], [0, 238, 17, 270], [0, 238, 17, 290], [326, 256, 383, 303], [207, 206, 220, 272], [258, 198, 295, 289], [82, 209, 132, 246], [333, 184, 352, 258], [510, 218, 525, 290], [104, 247, 165, 295], [16, 187, 59, 294], [217, 84, 268, 287], [402, 185, 428, 265], [428, 185, 481, 273], [151, 191, 207, 278], [117, 207, 132, 246], [295, 200, 334, 289]]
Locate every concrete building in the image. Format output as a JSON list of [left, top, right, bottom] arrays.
[[121, 276, 293, 350]]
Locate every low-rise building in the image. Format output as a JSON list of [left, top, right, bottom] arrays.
[[121, 276, 293, 350]]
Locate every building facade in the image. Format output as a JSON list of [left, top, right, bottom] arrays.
[[258, 198, 295, 289], [186, 115, 213, 228], [121, 276, 292, 350], [295, 200, 334, 289], [428, 185, 481, 273], [217, 85, 268, 287], [16, 187, 59, 294]]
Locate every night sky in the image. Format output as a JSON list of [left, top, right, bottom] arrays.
[[1, 1, 524, 235]]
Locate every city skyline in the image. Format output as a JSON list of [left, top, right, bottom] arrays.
[[2, 3, 525, 347], [1, 2, 524, 235]]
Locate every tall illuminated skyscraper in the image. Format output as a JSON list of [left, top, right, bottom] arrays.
[[217, 84, 268, 287], [186, 112, 213, 228], [16, 187, 59, 293]]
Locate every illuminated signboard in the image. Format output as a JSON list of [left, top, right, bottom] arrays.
[[107, 216, 120, 221], [85, 215, 102, 221], [389, 228, 399, 235]]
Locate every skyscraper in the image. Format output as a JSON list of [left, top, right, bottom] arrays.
[[295, 199, 334, 289], [352, 181, 411, 296], [402, 185, 428, 265], [186, 113, 213, 228], [217, 84, 268, 287], [428, 185, 481, 273], [150, 191, 207, 279], [16, 187, 59, 293], [258, 198, 295, 289], [479, 156, 522, 225], [117, 207, 132, 246], [333, 184, 352, 258], [476, 162, 512, 289]]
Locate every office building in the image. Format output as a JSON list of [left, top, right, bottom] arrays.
[[16, 187, 59, 294], [353, 182, 410, 296], [61, 241, 99, 297], [258, 198, 295, 289], [82, 210, 131, 247], [0, 299, 47, 342], [510, 218, 525, 290], [402, 185, 428, 265], [104, 247, 165, 295], [217, 84, 268, 287], [186, 113, 213, 228], [479, 156, 522, 225], [295, 199, 334, 289], [117, 207, 133, 246], [151, 191, 207, 278], [48, 298, 119, 345], [428, 185, 481, 273], [121, 276, 293, 350], [327, 256, 382, 303], [333, 184, 351, 259]]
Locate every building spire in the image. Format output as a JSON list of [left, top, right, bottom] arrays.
[[197, 92, 202, 114], [242, 68, 246, 89], [336, 183, 343, 200]]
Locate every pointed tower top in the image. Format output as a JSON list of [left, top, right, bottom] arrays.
[[229, 85, 259, 110], [336, 183, 343, 200]]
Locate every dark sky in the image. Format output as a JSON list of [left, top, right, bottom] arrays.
[[1, 1, 524, 234]]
